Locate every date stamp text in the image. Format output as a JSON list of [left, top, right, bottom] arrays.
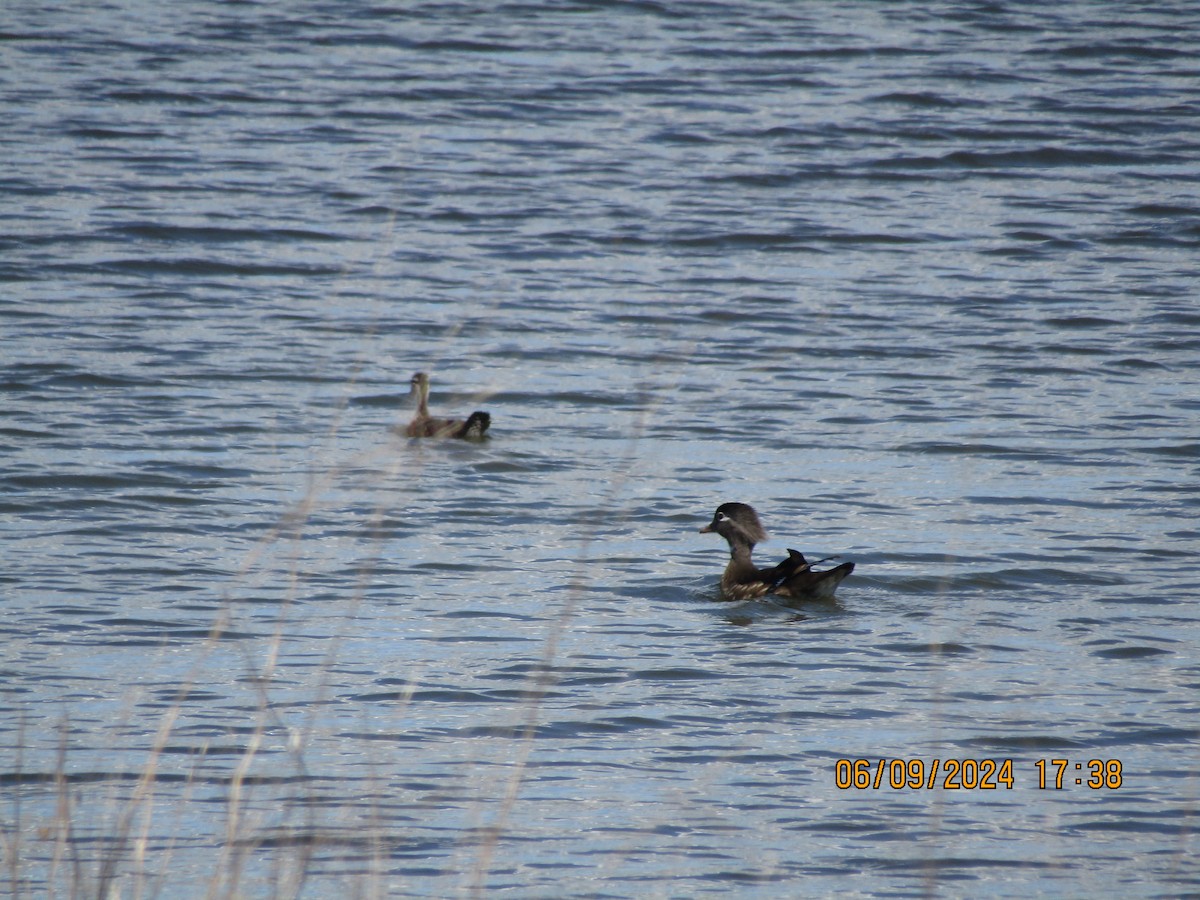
[[834, 758, 1124, 790]]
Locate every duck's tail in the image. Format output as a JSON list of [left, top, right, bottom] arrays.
[[782, 560, 855, 601], [457, 410, 491, 440]]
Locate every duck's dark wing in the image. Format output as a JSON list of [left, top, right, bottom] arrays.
[[453, 410, 491, 439], [760, 549, 810, 591], [777, 560, 855, 602]]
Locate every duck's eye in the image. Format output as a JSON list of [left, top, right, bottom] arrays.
[[716, 512, 728, 523]]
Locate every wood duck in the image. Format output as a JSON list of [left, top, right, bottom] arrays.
[[401, 372, 491, 440], [700, 502, 854, 602]]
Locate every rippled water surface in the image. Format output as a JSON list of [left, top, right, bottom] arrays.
[[4, 1, 1200, 897]]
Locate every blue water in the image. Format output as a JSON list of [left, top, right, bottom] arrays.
[[4, 1, 1200, 897]]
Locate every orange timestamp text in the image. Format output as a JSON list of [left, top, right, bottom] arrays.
[[834, 758, 1124, 790]]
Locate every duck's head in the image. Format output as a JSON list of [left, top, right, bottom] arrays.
[[409, 371, 430, 398], [700, 502, 767, 546]]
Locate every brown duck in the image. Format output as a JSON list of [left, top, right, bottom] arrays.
[[401, 372, 491, 440], [700, 502, 854, 602]]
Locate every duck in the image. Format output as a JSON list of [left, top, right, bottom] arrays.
[[401, 372, 491, 440], [700, 502, 854, 603]]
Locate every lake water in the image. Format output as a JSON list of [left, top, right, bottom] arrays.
[[3, 1, 1200, 897]]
